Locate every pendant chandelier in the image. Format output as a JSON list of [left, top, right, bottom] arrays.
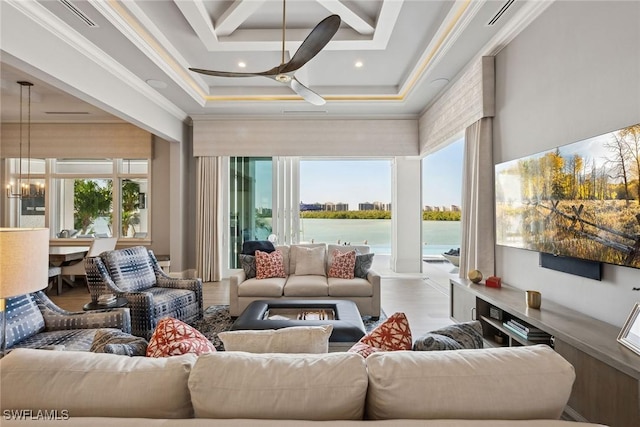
[[6, 81, 44, 199]]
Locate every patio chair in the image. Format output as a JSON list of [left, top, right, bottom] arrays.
[[85, 246, 203, 339], [4, 291, 131, 352]]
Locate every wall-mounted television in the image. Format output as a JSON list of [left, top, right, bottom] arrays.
[[495, 123, 640, 270]]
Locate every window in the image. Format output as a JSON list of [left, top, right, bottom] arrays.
[[3, 158, 150, 239]]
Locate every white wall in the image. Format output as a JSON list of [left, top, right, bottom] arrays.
[[493, 1, 640, 327]]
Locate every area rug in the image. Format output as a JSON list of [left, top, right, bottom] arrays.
[[193, 305, 387, 351]]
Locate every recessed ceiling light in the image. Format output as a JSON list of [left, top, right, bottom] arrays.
[[146, 79, 167, 89], [355, 61, 363, 68], [238, 61, 247, 68]]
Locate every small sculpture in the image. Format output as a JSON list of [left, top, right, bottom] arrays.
[[467, 269, 483, 283]]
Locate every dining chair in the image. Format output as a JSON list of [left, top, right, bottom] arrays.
[[61, 237, 118, 289]]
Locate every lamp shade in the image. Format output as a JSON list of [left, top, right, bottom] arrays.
[[0, 228, 49, 299]]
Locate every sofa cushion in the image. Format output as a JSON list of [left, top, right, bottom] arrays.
[[328, 277, 373, 297], [255, 250, 286, 279], [0, 348, 197, 419], [238, 277, 287, 297], [219, 325, 333, 353], [189, 352, 368, 420], [101, 246, 156, 292], [146, 317, 216, 357], [365, 345, 575, 420], [239, 254, 256, 279], [354, 253, 375, 278], [328, 250, 356, 279], [90, 329, 148, 356], [284, 274, 329, 297], [293, 245, 327, 276], [4, 294, 45, 348], [413, 321, 484, 351]]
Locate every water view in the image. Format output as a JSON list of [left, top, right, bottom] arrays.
[[299, 218, 461, 256]]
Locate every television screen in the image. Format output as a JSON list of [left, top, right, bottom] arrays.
[[495, 123, 640, 269]]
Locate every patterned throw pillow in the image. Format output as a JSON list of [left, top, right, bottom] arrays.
[[412, 333, 463, 351], [413, 321, 484, 351], [328, 250, 356, 279], [255, 250, 286, 280], [348, 312, 412, 357], [239, 254, 256, 279], [146, 317, 216, 357], [354, 253, 375, 278], [90, 329, 149, 356]]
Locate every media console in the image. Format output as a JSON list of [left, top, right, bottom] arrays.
[[450, 277, 640, 427]]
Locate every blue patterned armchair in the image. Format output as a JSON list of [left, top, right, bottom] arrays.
[[85, 246, 203, 339], [4, 291, 131, 352]]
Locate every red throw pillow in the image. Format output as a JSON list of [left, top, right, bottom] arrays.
[[255, 250, 286, 279], [146, 317, 216, 357], [348, 312, 412, 357], [328, 249, 356, 279]]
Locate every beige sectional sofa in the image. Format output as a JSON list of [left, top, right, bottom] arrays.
[[0, 345, 603, 426], [230, 243, 381, 318]]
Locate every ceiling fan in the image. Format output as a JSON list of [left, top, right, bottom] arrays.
[[189, 0, 341, 106]]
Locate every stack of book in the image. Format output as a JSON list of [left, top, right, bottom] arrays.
[[502, 319, 550, 343]]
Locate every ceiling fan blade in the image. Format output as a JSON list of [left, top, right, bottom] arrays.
[[189, 67, 280, 78], [290, 77, 326, 106], [280, 14, 341, 74]]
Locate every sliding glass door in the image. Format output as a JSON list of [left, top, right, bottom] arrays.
[[228, 157, 273, 268]]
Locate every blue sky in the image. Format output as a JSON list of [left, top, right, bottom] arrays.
[[300, 138, 464, 210]]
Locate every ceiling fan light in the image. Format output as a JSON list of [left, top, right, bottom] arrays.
[[276, 74, 291, 83], [355, 61, 363, 68]]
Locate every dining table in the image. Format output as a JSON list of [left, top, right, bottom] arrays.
[[48, 246, 90, 294]]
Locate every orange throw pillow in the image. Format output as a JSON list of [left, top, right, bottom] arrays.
[[255, 250, 286, 279], [348, 312, 412, 357], [146, 317, 216, 357], [328, 249, 356, 279]]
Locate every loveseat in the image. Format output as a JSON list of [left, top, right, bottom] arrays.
[[0, 345, 602, 426], [230, 243, 381, 318]]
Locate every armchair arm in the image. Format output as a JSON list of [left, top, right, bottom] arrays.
[[367, 269, 382, 318], [85, 256, 126, 300], [34, 291, 131, 333]]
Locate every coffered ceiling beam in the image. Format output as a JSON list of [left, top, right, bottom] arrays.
[[316, 0, 374, 35], [216, 0, 267, 37], [174, 0, 218, 50]]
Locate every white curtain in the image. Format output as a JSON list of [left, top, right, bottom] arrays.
[[460, 118, 495, 278], [196, 157, 223, 282]]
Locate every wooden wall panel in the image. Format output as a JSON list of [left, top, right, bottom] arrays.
[[1, 123, 152, 159], [192, 119, 419, 157]]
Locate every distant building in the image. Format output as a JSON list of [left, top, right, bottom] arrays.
[[359, 201, 391, 211], [423, 204, 461, 212], [300, 202, 322, 211], [325, 202, 348, 211]]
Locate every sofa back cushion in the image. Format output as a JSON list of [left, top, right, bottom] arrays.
[[4, 294, 45, 348], [189, 352, 368, 420], [101, 246, 156, 292], [0, 348, 197, 419], [365, 345, 575, 420]]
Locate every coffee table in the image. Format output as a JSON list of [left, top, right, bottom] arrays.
[[232, 300, 366, 351]]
